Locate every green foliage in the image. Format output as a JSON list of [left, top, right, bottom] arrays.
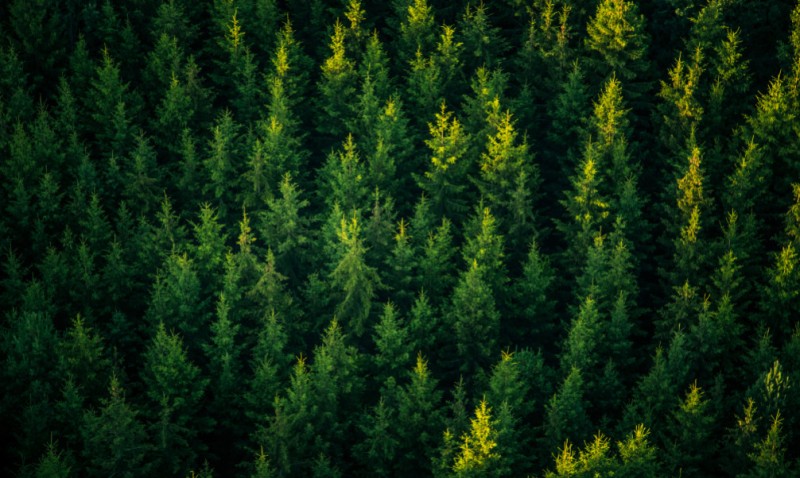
[[81, 375, 150, 478], [544, 367, 592, 452], [330, 214, 381, 337], [142, 323, 209, 475], [450, 259, 500, 381], [3, 3, 800, 477], [418, 103, 472, 220], [452, 399, 500, 477]]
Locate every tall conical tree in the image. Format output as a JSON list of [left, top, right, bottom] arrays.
[[142, 323, 209, 476], [449, 259, 500, 382], [330, 214, 382, 337], [81, 375, 150, 478], [417, 103, 472, 221]]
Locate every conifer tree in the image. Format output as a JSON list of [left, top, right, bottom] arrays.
[[203, 110, 242, 220], [81, 375, 150, 478], [544, 367, 592, 453], [740, 412, 795, 478], [373, 302, 412, 387], [478, 105, 540, 258], [395, 0, 437, 68], [557, 142, 610, 275], [355, 397, 397, 476], [395, 354, 443, 476], [418, 103, 472, 221], [330, 214, 382, 337], [486, 351, 532, 476], [461, 206, 506, 299], [33, 440, 72, 478], [585, 0, 652, 110], [88, 47, 139, 159], [418, 216, 457, 308], [319, 134, 369, 215], [317, 20, 358, 148], [385, 219, 418, 311], [665, 382, 719, 477], [508, 240, 556, 349], [457, 2, 507, 75], [146, 252, 207, 346], [142, 323, 209, 476], [202, 293, 245, 462], [259, 173, 311, 283], [452, 399, 500, 477], [449, 260, 500, 382]]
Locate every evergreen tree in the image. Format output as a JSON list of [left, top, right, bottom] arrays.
[[373, 302, 412, 387], [330, 214, 382, 337], [417, 103, 472, 221], [449, 259, 500, 382], [203, 110, 242, 220], [395, 354, 443, 476], [142, 323, 209, 476], [585, 0, 652, 110], [508, 239, 556, 350], [33, 441, 72, 478], [543, 367, 592, 453], [478, 105, 540, 258], [317, 19, 358, 148], [452, 399, 500, 478], [664, 382, 719, 477], [81, 375, 150, 478]]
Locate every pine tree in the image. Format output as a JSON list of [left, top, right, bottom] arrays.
[[395, 0, 437, 68], [457, 2, 507, 75], [452, 399, 500, 478], [330, 214, 382, 337], [373, 302, 412, 386], [478, 105, 540, 257], [317, 19, 358, 147], [486, 351, 532, 476], [142, 323, 209, 475], [87, 47, 139, 158], [203, 110, 242, 219], [418, 216, 457, 308], [250, 448, 277, 478], [557, 142, 610, 275], [81, 375, 150, 478], [259, 173, 311, 282], [417, 103, 472, 221], [395, 354, 443, 476], [508, 239, 556, 349], [449, 259, 500, 382], [585, 0, 652, 110], [617, 424, 660, 478], [665, 382, 718, 477], [355, 397, 397, 476], [741, 412, 795, 478], [33, 440, 72, 478], [146, 252, 207, 346], [543, 367, 591, 452], [202, 293, 245, 461], [319, 134, 369, 215], [57, 315, 110, 407]]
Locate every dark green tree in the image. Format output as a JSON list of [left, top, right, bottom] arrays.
[[81, 375, 150, 478], [142, 323, 209, 476]]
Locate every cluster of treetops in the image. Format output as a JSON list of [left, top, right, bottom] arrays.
[[3, 0, 800, 476]]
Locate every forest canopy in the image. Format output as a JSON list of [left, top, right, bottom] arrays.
[[2, 0, 800, 476]]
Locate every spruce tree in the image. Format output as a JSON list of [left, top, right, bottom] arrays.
[[81, 375, 150, 478], [142, 323, 209, 476]]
